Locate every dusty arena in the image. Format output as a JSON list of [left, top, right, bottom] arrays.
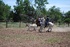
[[0, 26, 70, 47]]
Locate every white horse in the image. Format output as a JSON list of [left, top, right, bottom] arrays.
[[26, 23, 37, 31], [39, 21, 54, 32], [47, 22, 54, 32]]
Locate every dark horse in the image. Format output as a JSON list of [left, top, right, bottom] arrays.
[[36, 18, 41, 26]]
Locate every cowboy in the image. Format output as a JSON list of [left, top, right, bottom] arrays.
[[45, 16, 50, 27]]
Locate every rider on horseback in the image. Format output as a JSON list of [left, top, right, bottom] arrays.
[[45, 16, 50, 27]]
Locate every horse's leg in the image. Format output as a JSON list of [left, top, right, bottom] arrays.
[[47, 25, 52, 32], [39, 27, 42, 33], [33, 27, 36, 31], [27, 26, 31, 31], [39, 25, 43, 33], [27, 27, 29, 31]]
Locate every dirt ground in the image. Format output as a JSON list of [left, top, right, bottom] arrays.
[[0, 27, 70, 47]]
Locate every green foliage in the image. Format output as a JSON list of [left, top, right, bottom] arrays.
[[14, 0, 25, 22], [64, 11, 70, 26], [0, 0, 11, 21], [0, 0, 70, 24], [64, 18, 70, 26], [64, 18, 70, 23], [35, 0, 48, 17], [65, 11, 70, 18], [14, 0, 36, 22], [23, 0, 34, 16], [35, 0, 48, 9], [48, 6, 62, 22]]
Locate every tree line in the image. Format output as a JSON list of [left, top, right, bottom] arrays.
[[0, 0, 70, 27]]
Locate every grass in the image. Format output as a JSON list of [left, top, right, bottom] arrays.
[[55, 23, 70, 27], [0, 22, 26, 28], [46, 37, 62, 44], [0, 22, 70, 28], [0, 32, 62, 43]]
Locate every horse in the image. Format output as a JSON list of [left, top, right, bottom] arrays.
[[36, 18, 54, 32], [26, 18, 54, 32], [26, 23, 37, 31], [47, 22, 54, 32]]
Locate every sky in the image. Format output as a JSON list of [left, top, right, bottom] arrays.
[[3, 0, 70, 13]]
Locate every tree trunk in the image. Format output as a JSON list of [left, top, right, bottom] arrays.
[[68, 23, 69, 27], [19, 21, 21, 28], [6, 20, 8, 28], [59, 22, 61, 26]]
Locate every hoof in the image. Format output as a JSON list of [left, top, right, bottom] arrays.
[[39, 30, 42, 33], [46, 30, 51, 32]]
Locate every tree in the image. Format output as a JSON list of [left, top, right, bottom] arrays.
[[65, 11, 70, 18], [0, 0, 11, 28], [14, 0, 25, 27], [23, 0, 30, 15], [0, 0, 5, 21], [35, 0, 48, 17], [16, 0, 20, 5], [4, 5, 11, 28], [14, 0, 25, 21], [14, 0, 37, 23], [0, 0, 11, 21], [41, 8, 48, 16], [21, 0, 36, 22], [48, 6, 62, 23], [35, 0, 48, 9], [64, 18, 70, 26], [64, 11, 70, 26]]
